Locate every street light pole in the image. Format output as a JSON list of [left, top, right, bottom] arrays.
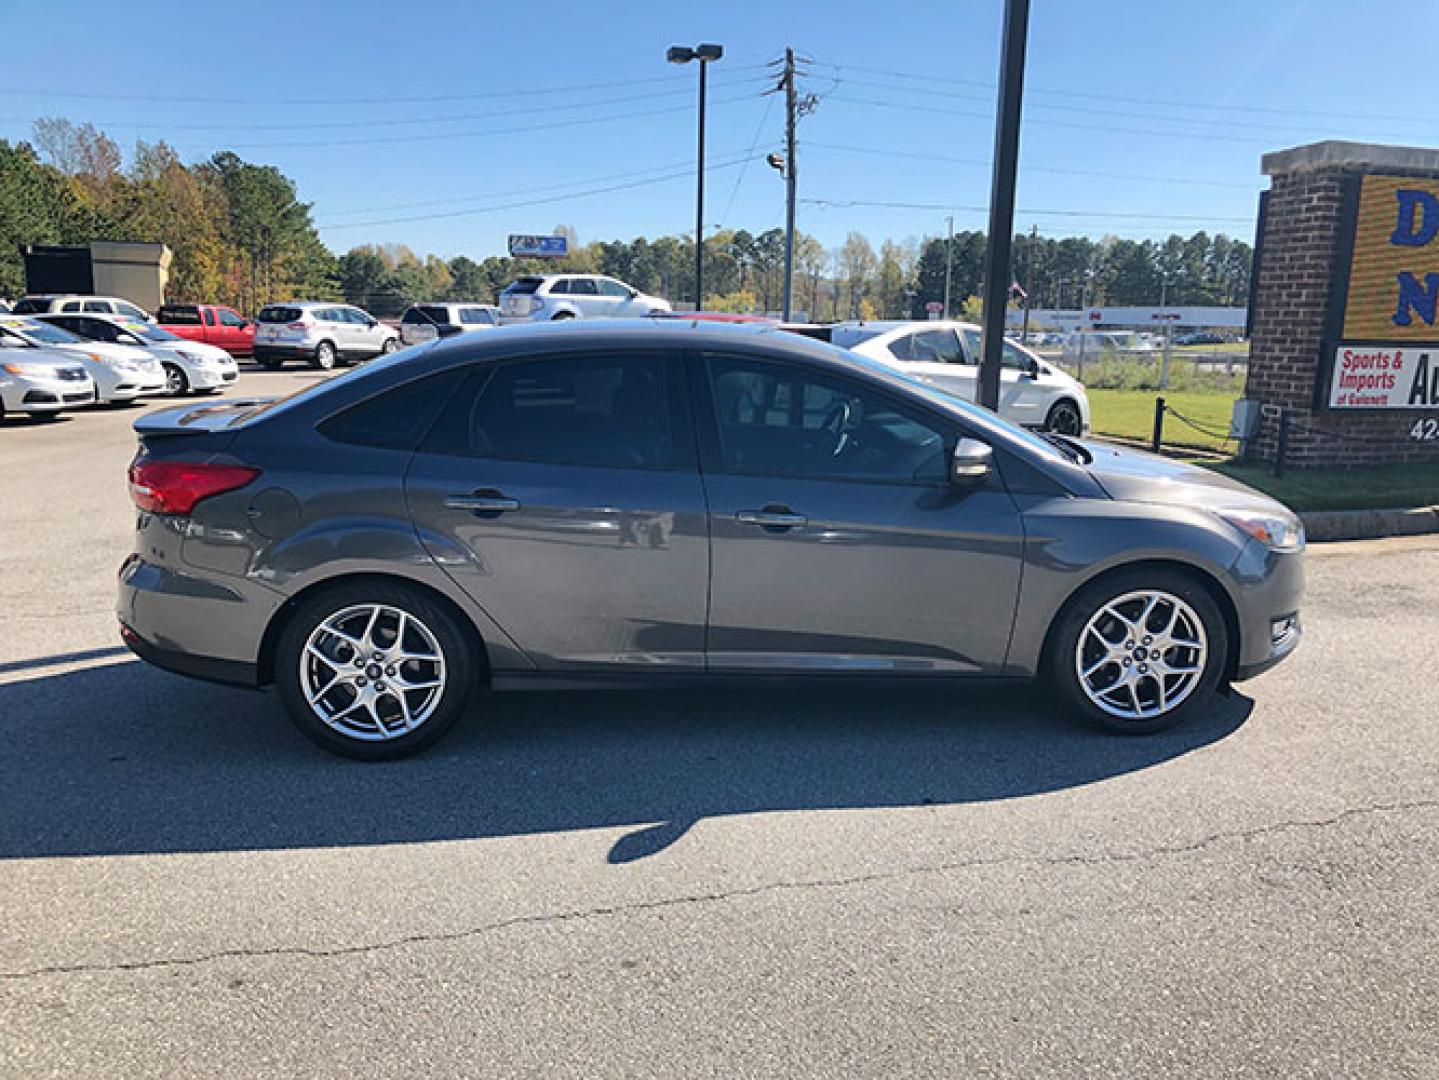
[[668, 43, 724, 311], [942, 214, 954, 319]]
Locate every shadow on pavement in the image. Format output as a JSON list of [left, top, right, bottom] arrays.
[[0, 659, 1251, 862]]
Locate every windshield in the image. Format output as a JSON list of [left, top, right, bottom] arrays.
[[121, 322, 183, 342], [0, 317, 83, 345]]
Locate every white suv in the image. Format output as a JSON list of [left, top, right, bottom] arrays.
[[12, 294, 154, 321], [398, 302, 501, 347], [499, 275, 670, 322], [253, 301, 399, 370], [833, 320, 1091, 435]]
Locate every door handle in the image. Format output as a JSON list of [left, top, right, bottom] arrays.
[[736, 508, 807, 528], [444, 492, 520, 513]]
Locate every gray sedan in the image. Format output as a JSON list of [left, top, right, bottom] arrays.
[[118, 320, 1303, 759]]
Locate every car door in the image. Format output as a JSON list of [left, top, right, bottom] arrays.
[[404, 350, 709, 670], [597, 278, 638, 315], [888, 327, 979, 403], [565, 278, 603, 317], [695, 351, 1025, 674], [215, 307, 251, 353], [958, 328, 1049, 427]]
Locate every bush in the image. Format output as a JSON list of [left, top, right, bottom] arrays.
[[1064, 357, 1243, 395]]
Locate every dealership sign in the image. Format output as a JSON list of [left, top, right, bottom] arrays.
[[507, 234, 568, 259], [1326, 175, 1439, 409]]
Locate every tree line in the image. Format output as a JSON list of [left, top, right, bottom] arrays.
[[2, 120, 1252, 320]]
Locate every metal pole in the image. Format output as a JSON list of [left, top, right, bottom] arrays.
[[1021, 224, 1035, 344], [1151, 396, 1166, 454], [1159, 275, 1172, 389], [695, 59, 707, 310], [977, 0, 1030, 412], [1275, 410, 1289, 478], [942, 214, 954, 319], [782, 47, 797, 322]]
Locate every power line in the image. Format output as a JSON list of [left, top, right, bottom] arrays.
[[0, 76, 773, 133], [717, 94, 778, 228], [325, 155, 767, 230], [805, 141, 1258, 189], [800, 196, 1252, 224], [177, 92, 761, 152], [816, 60, 1439, 126], [318, 149, 763, 222], [0, 64, 774, 107]]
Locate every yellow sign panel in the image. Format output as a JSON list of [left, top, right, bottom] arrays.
[[1343, 175, 1439, 340]]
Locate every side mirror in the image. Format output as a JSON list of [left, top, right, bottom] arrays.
[[628, 288, 640, 299], [1025, 357, 1041, 377], [950, 437, 994, 485]]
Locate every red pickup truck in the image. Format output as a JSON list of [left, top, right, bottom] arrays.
[[155, 303, 255, 357]]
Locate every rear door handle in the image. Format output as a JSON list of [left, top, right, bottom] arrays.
[[736, 508, 807, 528], [444, 492, 520, 513]]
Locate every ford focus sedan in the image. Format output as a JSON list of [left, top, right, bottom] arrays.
[[119, 321, 1303, 759]]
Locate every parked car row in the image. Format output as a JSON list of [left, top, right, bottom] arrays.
[[0, 312, 237, 421]]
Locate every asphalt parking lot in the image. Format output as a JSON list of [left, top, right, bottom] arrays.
[[2, 369, 1437, 1078]]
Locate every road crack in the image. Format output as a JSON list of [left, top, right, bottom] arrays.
[[3, 797, 1435, 982]]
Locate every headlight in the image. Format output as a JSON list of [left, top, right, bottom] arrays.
[[175, 350, 204, 363], [1215, 508, 1305, 551]]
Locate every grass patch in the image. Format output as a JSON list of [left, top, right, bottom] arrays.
[[1206, 461, 1439, 512], [1089, 388, 1239, 451]]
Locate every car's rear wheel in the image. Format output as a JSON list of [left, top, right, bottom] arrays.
[[1047, 568, 1228, 734], [380, 337, 398, 355], [274, 582, 476, 760], [1044, 398, 1083, 435], [312, 341, 338, 370], [162, 362, 189, 396], [551, 310, 575, 320]]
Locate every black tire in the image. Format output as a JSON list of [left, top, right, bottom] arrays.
[[380, 337, 398, 355], [274, 581, 477, 760], [551, 310, 576, 321], [1044, 398, 1083, 436], [163, 362, 190, 396], [312, 341, 338, 370], [1046, 567, 1229, 735]]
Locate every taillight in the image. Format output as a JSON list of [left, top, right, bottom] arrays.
[[286, 320, 310, 330], [128, 460, 261, 515]]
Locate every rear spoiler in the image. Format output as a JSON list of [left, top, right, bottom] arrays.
[[133, 398, 273, 437]]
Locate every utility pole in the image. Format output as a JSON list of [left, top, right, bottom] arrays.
[[1021, 223, 1036, 344], [977, 0, 1031, 412], [782, 47, 798, 321], [942, 214, 954, 319]]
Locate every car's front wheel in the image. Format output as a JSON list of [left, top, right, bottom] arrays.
[[312, 341, 338, 370], [1047, 568, 1228, 734], [1044, 398, 1083, 435], [380, 337, 398, 355], [163, 362, 189, 396], [274, 582, 477, 759]]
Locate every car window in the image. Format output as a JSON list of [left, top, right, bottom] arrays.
[[202, 308, 216, 325], [11, 298, 43, 314], [160, 306, 201, 325], [459, 307, 495, 324], [117, 301, 149, 320], [905, 328, 965, 364], [569, 279, 599, 296], [318, 308, 341, 322], [257, 306, 302, 323], [597, 279, 631, 298], [82, 301, 111, 313], [319, 368, 469, 451], [428, 355, 677, 470], [705, 354, 948, 485], [549, 279, 573, 295], [218, 309, 246, 327], [62, 301, 82, 312], [1001, 341, 1034, 371]]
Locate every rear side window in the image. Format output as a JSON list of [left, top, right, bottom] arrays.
[[319, 368, 468, 451], [10, 298, 44, 314], [258, 306, 302, 323], [61, 301, 82, 312], [159, 306, 201, 324], [117, 301, 149, 320], [427, 355, 682, 470], [417, 305, 450, 324], [459, 307, 496, 325], [83, 300, 110, 313], [507, 278, 542, 295], [597, 279, 631, 298]]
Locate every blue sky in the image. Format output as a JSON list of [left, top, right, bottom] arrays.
[[1, 0, 1427, 259]]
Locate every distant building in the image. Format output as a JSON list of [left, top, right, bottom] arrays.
[[17, 241, 172, 312]]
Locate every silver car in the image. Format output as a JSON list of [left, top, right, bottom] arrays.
[[119, 321, 1303, 759], [252, 301, 399, 370]]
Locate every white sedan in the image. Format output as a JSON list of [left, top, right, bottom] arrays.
[[0, 316, 165, 403], [833, 320, 1091, 435], [37, 313, 238, 395], [0, 347, 96, 419]]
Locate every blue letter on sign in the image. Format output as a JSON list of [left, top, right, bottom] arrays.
[[1390, 189, 1439, 246], [1393, 271, 1439, 326]]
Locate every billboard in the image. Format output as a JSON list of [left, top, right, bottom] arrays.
[[1325, 175, 1439, 409], [507, 234, 568, 259]]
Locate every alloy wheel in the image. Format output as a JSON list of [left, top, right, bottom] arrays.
[[300, 603, 447, 741], [1074, 589, 1208, 720]]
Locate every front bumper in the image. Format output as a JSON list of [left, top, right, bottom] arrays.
[[1230, 543, 1305, 681], [2, 378, 96, 412], [186, 365, 239, 389]]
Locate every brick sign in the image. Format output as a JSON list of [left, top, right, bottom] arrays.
[[1328, 174, 1439, 409]]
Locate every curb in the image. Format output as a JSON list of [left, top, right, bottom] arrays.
[[1299, 505, 1439, 543]]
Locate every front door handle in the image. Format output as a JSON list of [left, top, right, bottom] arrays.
[[736, 508, 807, 528], [444, 491, 520, 513]]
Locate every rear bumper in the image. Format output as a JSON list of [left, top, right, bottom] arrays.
[[253, 344, 316, 362], [120, 620, 259, 688]]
